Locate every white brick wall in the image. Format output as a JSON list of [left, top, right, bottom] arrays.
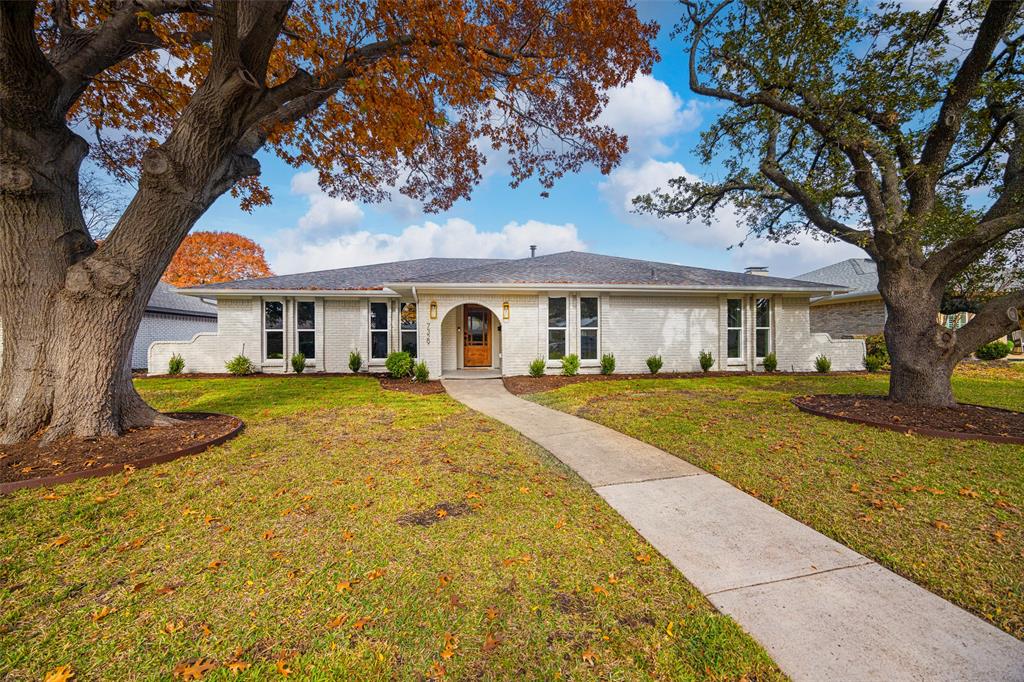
[[148, 290, 865, 377], [132, 312, 216, 370]]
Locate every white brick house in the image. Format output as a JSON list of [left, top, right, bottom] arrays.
[[149, 251, 865, 378]]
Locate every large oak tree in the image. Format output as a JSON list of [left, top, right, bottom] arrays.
[[636, 0, 1023, 406], [0, 0, 656, 444]]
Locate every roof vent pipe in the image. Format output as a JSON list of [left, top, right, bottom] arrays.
[[530, 245, 537, 258], [744, 266, 769, 276]]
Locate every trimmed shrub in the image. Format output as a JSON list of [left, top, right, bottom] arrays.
[[225, 354, 255, 375], [864, 354, 884, 372], [290, 353, 306, 374], [865, 334, 888, 365], [975, 340, 1013, 361], [348, 350, 362, 373], [814, 354, 832, 373], [385, 351, 413, 378], [413, 360, 430, 382], [600, 353, 616, 375], [529, 358, 546, 377], [762, 351, 778, 373], [646, 355, 663, 374], [561, 353, 580, 376], [698, 350, 714, 372], [168, 353, 185, 375]]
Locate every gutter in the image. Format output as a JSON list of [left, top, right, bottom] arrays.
[[382, 281, 848, 296]]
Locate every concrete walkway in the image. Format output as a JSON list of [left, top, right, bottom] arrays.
[[442, 379, 1024, 682]]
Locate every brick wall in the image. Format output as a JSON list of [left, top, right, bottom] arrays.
[[132, 312, 217, 370], [809, 298, 886, 337]]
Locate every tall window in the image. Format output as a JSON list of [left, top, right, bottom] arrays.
[[755, 298, 771, 358], [369, 301, 389, 359], [264, 301, 284, 359], [580, 297, 599, 360], [400, 302, 417, 357], [297, 301, 316, 360], [548, 297, 566, 360], [727, 298, 743, 359]]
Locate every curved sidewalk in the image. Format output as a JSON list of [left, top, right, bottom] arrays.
[[442, 378, 1024, 682]]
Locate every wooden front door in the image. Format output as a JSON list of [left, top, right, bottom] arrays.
[[463, 305, 492, 367]]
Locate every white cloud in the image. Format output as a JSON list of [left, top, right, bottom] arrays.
[[291, 171, 364, 232], [599, 158, 866, 276], [598, 73, 702, 157], [271, 218, 585, 274]]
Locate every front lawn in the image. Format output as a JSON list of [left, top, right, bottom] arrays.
[[0, 376, 781, 680], [528, 365, 1024, 639]]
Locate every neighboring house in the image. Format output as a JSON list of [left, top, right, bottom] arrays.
[[797, 259, 886, 337], [150, 251, 864, 377], [0, 282, 217, 373]]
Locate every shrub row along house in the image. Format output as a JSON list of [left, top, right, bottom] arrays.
[[149, 251, 865, 378]]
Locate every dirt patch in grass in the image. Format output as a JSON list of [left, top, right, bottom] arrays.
[[794, 394, 1024, 444], [378, 376, 446, 395], [0, 413, 241, 488], [503, 370, 870, 395], [395, 500, 472, 525]]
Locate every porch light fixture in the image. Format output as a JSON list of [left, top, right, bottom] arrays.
[[429, 300, 438, 319], [502, 301, 510, 320]]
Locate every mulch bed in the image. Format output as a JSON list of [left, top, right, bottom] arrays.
[[503, 371, 874, 395], [0, 413, 243, 493], [379, 377, 446, 395], [792, 394, 1024, 445]]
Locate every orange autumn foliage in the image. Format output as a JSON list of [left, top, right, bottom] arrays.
[[163, 232, 273, 288]]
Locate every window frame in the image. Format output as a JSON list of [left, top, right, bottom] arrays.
[[295, 299, 316, 364], [400, 301, 418, 359], [547, 296, 567, 363], [726, 298, 744, 362], [579, 295, 600, 362], [263, 298, 285, 363], [755, 297, 771, 360], [368, 300, 390, 362]]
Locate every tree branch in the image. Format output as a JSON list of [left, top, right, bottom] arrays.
[[952, 288, 1024, 359]]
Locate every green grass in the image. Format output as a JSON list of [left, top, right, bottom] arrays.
[[528, 364, 1024, 639], [0, 376, 782, 681]]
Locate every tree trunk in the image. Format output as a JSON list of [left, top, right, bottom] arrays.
[[880, 267, 959, 408]]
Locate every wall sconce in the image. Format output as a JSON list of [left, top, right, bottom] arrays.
[[429, 301, 438, 319], [502, 301, 510, 320]]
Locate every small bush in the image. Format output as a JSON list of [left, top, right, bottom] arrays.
[[762, 351, 777, 372], [698, 350, 714, 372], [225, 354, 255, 375], [168, 353, 185, 375], [975, 340, 1013, 361], [413, 360, 430, 382], [561, 353, 580, 376], [290, 353, 306, 374], [385, 351, 413, 378], [864, 354, 884, 372], [646, 355, 663, 374], [529, 358, 546, 377], [814, 354, 832, 373], [348, 350, 362, 373], [600, 353, 616, 375], [865, 334, 888, 365]]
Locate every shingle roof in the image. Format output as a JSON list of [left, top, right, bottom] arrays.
[[148, 281, 217, 317], [796, 259, 880, 300], [190, 257, 506, 291], [402, 251, 843, 290], [184, 252, 845, 293]]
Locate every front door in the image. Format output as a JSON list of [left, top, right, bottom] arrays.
[[463, 305, 491, 367]]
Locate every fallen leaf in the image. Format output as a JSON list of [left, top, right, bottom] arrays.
[[958, 488, 980, 498], [43, 665, 74, 682], [207, 560, 225, 572], [485, 606, 499, 621], [427, 662, 446, 679], [92, 606, 114, 622], [41, 492, 62, 501], [592, 584, 608, 595], [326, 614, 348, 629], [581, 647, 598, 665], [262, 529, 275, 540], [993, 530, 1005, 544], [553, 518, 565, 529], [164, 620, 184, 634], [482, 631, 504, 653], [635, 553, 651, 564], [849, 483, 860, 493], [336, 579, 358, 593], [226, 661, 250, 675], [173, 659, 216, 681], [352, 616, 371, 630], [435, 509, 448, 518], [49, 534, 71, 548], [932, 519, 951, 530], [275, 659, 291, 677]]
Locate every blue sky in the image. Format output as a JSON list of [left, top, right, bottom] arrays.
[[193, 1, 866, 278]]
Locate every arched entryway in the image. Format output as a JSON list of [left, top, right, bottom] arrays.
[[438, 302, 503, 377]]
